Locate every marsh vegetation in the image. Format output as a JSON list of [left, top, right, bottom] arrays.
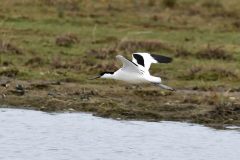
[[0, 0, 240, 128]]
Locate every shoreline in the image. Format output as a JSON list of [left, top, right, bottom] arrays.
[[1, 79, 240, 129]]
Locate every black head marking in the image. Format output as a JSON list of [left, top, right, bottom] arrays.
[[133, 54, 145, 67], [151, 54, 172, 63], [100, 72, 114, 76], [89, 72, 114, 80]]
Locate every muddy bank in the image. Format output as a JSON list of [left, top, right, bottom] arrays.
[[0, 78, 240, 129]]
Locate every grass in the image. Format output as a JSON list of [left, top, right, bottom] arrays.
[[0, 0, 240, 89], [1, 0, 240, 128]]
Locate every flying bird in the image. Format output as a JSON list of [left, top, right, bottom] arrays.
[[91, 53, 175, 91]]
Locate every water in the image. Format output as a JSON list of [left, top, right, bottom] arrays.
[[0, 108, 239, 160]]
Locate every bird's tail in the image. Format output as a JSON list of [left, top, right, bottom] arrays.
[[156, 83, 175, 91]]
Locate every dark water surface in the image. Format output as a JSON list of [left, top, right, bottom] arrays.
[[0, 108, 239, 160]]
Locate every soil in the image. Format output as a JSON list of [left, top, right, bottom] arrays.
[[0, 78, 239, 129]]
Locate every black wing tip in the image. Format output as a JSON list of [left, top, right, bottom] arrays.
[[133, 53, 145, 67], [151, 54, 173, 63]]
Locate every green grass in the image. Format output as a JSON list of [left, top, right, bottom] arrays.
[[0, 0, 240, 89]]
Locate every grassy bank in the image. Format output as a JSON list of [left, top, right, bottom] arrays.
[[0, 0, 240, 128]]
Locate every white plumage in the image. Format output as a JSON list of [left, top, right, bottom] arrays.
[[92, 53, 174, 91], [132, 53, 158, 72]]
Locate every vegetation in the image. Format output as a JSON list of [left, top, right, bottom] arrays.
[[0, 0, 240, 128], [0, 0, 240, 87]]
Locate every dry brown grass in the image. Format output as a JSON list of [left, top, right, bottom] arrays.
[[0, 40, 23, 55], [162, 0, 177, 8], [179, 66, 238, 81], [50, 56, 82, 70], [92, 36, 119, 44], [201, 1, 223, 9], [86, 47, 117, 60], [88, 62, 118, 73], [198, 102, 240, 124], [179, 66, 202, 80], [86, 39, 174, 60], [0, 68, 19, 78], [55, 33, 79, 47], [40, 0, 80, 10], [174, 47, 192, 57], [182, 93, 222, 105], [25, 57, 45, 67], [232, 20, 240, 29], [1, 61, 13, 67], [196, 46, 234, 60], [118, 40, 173, 53]]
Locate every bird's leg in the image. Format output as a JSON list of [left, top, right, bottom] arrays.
[[153, 83, 175, 91]]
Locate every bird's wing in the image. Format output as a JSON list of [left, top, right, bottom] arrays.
[[116, 55, 143, 74], [132, 53, 172, 71]]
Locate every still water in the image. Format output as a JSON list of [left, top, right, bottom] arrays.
[[0, 108, 239, 160]]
